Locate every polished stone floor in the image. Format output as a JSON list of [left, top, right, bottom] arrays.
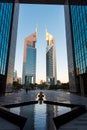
[[0, 89, 87, 130]]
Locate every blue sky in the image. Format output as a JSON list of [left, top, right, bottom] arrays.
[[15, 4, 69, 83]]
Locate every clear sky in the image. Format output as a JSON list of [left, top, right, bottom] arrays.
[[14, 4, 69, 83]]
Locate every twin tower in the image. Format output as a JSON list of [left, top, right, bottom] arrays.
[[22, 27, 57, 85]]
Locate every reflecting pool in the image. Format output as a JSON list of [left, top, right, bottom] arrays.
[[9, 103, 71, 130]]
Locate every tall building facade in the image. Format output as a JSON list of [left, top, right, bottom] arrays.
[[64, 5, 87, 95], [0, 2, 19, 93], [46, 29, 57, 85], [13, 69, 17, 82], [22, 29, 37, 85]]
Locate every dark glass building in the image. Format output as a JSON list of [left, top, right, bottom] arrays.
[[0, 2, 19, 93], [25, 46, 36, 85], [65, 5, 87, 96]]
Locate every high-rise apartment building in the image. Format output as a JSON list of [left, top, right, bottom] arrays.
[[0, 2, 19, 93], [46, 29, 57, 85], [65, 5, 87, 95], [22, 28, 37, 85]]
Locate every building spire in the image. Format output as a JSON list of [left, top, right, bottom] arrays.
[[36, 24, 38, 33], [45, 26, 48, 33], [46, 26, 48, 41], [36, 24, 38, 38]]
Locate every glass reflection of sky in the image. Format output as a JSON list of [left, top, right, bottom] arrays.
[[9, 103, 71, 130]]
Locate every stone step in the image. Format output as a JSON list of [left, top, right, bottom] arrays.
[[60, 128, 78, 130], [77, 118, 87, 121], [75, 122, 87, 125]]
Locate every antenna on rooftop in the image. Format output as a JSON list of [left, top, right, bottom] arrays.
[[45, 26, 48, 33], [36, 24, 38, 38]]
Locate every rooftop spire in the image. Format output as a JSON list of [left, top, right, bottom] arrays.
[[36, 24, 38, 38], [45, 26, 48, 33]]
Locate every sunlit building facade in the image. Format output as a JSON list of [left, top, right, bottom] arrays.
[[0, 2, 19, 93], [46, 29, 57, 85], [22, 28, 37, 85], [65, 5, 87, 95], [17, 77, 21, 84], [13, 70, 17, 82]]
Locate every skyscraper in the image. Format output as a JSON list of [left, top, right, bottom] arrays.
[[0, 2, 19, 93], [22, 28, 37, 85], [13, 69, 17, 82], [64, 5, 87, 96], [46, 29, 57, 85]]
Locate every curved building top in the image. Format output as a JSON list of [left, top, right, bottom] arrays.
[[46, 29, 55, 46], [23, 27, 37, 62]]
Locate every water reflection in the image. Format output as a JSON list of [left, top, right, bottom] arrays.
[[34, 104, 47, 130], [9, 103, 71, 130]]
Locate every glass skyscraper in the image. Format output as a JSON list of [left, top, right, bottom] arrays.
[[13, 69, 17, 82], [0, 2, 19, 93], [65, 5, 87, 96], [22, 28, 37, 85], [46, 29, 57, 85]]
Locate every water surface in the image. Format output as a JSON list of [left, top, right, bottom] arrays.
[[9, 103, 71, 130]]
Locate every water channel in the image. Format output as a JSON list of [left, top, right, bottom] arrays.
[[9, 103, 71, 130]]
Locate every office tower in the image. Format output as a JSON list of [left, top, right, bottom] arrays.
[[22, 28, 37, 85], [64, 5, 87, 95], [13, 70, 17, 82], [0, 2, 19, 93], [46, 29, 57, 85], [17, 77, 21, 84]]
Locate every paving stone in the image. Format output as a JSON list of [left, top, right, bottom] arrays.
[[59, 128, 78, 130], [0, 117, 19, 130]]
